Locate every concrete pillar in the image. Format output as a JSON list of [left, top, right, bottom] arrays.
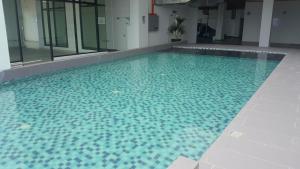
[[215, 2, 226, 40], [128, 0, 140, 49], [259, 0, 274, 47], [0, 0, 11, 71], [128, 0, 148, 49], [139, 0, 148, 48]]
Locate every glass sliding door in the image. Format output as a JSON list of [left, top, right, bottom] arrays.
[[2, 0, 112, 65], [19, 0, 52, 63], [79, 0, 109, 52], [97, 1, 107, 50], [42, 0, 77, 57], [52, 1, 68, 47], [41, 0, 51, 46], [79, 0, 98, 52], [3, 0, 52, 63], [52, 0, 77, 57], [2, 0, 23, 63], [42, 0, 68, 47]]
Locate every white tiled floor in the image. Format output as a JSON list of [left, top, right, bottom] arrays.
[[175, 44, 300, 169], [167, 156, 199, 169]]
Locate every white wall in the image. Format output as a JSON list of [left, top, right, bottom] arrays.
[[242, 2, 262, 43], [243, 0, 300, 45], [148, 5, 196, 46], [270, 0, 300, 44], [138, 0, 149, 48], [127, 0, 148, 49], [111, 0, 130, 50], [185, 7, 199, 43], [0, 0, 11, 71], [148, 5, 172, 46], [223, 9, 244, 37], [128, 0, 141, 49], [259, 0, 274, 47]]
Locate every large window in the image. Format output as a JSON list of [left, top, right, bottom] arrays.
[[2, 0, 23, 63], [79, 0, 98, 51], [79, 0, 107, 51], [42, 1, 69, 47], [41, 0, 77, 57], [98, 4, 107, 49], [3, 0, 111, 64], [52, 1, 68, 47]]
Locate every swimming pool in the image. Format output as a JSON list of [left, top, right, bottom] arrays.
[[0, 49, 282, 169]]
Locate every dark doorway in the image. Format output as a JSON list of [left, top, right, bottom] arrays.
[[196, 1, 246, 45]]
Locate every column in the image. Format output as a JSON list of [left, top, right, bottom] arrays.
[[259, 0, 274, 47], [128, 0, 140, 49], [128, 0, 148, 49], [0, 0, 11, 71], [215, 2, 226, 40]]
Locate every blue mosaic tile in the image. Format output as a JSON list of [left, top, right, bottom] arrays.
[[0, 51, 279, 169]]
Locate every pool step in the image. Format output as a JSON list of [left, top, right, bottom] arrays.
[[167, 156, 199, 169]]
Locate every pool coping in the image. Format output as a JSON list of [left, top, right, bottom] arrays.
[[0, 42, 185, 83], [174, 44, 300, 169]]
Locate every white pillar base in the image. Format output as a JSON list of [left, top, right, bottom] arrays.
[[259, 0, 274, 47], [215, 2, 226, 40]]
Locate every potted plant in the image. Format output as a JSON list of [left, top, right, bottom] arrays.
[[168, 16, 185, 42]]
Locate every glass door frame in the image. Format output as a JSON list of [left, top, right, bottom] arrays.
[[41, 0, 69, 48], [42, 0, 109, 57], [79, 0, 107, 52], [8, 0, 111, 64], [9, 0, 24, 63]]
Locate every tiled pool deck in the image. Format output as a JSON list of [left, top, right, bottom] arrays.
[[175, 44, 300, 169]]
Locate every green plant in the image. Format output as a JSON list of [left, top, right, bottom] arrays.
[[168, 16, 185, 39]]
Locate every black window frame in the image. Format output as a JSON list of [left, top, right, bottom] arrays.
[[41, 0, 69, 48]]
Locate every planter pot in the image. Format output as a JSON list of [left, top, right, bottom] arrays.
[[171, 39, 181, 42]]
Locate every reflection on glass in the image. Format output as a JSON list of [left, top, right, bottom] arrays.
[[98, 5, 107, 50], [2, 0, 22, 62], [196, 2, 245, 45], [80, 2, 97, 51], [52, 1, 77, 57], [42, 0, 77, 57], [2, 0, 112, 64], [53, 1, 68, 47], [17, 0, 51, 63], [42, 1, 50, 45]]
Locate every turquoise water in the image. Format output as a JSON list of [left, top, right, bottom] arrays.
[[0, 51, 279, 169]]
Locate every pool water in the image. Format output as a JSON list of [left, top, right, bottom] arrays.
[[0, 50, 280, 169]]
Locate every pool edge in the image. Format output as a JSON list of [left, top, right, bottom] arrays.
[[0, 41, 186, 83], [177, 44, 300, 169]]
